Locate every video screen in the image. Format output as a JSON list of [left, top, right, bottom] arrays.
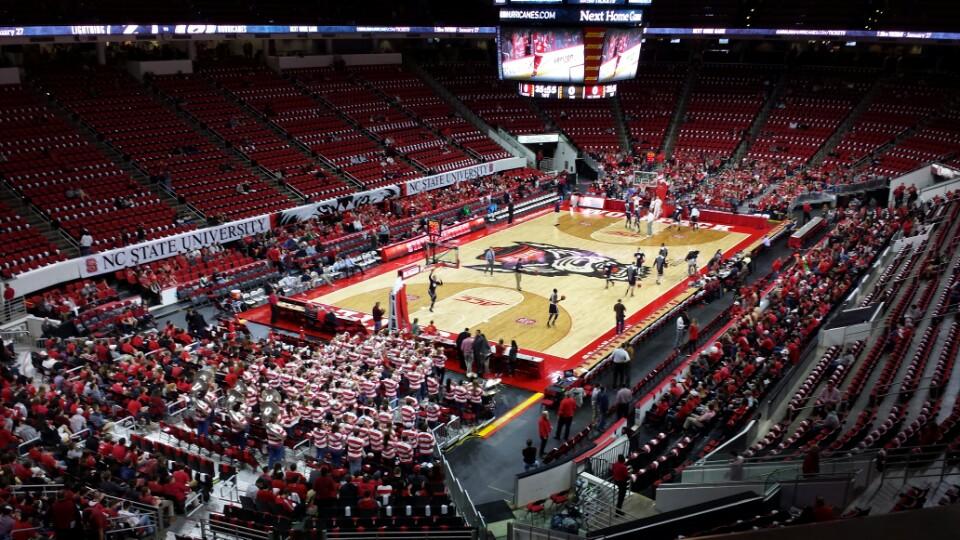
[[598, 28, 643, 82], [499, 27, 585, 83]]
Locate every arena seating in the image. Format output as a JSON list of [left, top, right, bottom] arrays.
[[537, 100, 621, 152], [590, 205, 908, 500], [25, 278, 118, 319], [0, 198, 65, 277], [352, 65, 511, 163], [673, 64, 773, 160], [151, 71, 351, 201], [746, 67, 876, 164], [866, 99, 960, 176], [7, 46, 960, 540], [424, 62, 550, 135], [36, 69, 294, 221], [0, 83, 190, 249], [823, 79, 951, 170], [336, 66, 477, 174], [618, 64, 687, 154], [746, 198, 960, 463], [221, 65, 420, 188]]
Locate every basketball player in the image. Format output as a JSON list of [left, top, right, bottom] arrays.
[[649, 196, 663, 220], [547, 289, 562, 327], [604, 261, 617, 289], [659, 243, 669, 260], [647, 203, 659, 236], [686, 251, 699, 276], [690, 205, 701, 231], [484, 247, 496, 275], [670, 204, 683, 230], [625, 264, 639, 297], [624, 203, 633, 229], [428, 270, 443, 312], [654, 252, 667, 285], [514, 258, 524, 292], [634, 249, 646, 270]]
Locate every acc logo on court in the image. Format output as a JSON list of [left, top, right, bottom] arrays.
[[516, 317, 537, 326], [454, 295, 508, 307]]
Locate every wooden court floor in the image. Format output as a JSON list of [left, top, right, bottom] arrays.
[[313, 209, 753, 358]]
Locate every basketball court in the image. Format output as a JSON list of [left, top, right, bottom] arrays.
[[304, 208, 770, 362]]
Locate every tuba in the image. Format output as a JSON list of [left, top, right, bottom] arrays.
[[261, 401, 281, 424], [190, 368, 215, 399]]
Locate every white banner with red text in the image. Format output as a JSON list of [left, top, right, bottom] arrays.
[[78, 215, 272, 278], [404, 157, 526, 196]]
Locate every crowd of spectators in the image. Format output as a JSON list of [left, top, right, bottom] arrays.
[[26, 280, 119, 321], [1, 295, 489, 538], [637, 201, 905, 489]]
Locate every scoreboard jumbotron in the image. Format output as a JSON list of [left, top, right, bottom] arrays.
[[495, 0, 648, 98]]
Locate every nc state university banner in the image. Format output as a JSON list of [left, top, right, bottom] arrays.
[[405, 162, 496, 196], [78, 215, 271, 277]]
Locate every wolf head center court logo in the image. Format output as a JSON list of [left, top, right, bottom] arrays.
[[471, 242, 650, 281]]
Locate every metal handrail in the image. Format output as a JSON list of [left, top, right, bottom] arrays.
[[0, 296, 26, 323], [508, 521, 585, 540], [203, 517, 272, 540], [435, 439, 486, 532]]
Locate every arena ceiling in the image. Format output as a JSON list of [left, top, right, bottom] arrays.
[[2, 1, 958, 32]]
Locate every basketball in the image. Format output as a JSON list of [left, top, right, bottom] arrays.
[[560, 295, 566, 301]]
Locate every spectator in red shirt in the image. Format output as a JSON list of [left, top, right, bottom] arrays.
[[537, 411, 551, 457], [357, 490, 379, 510], [50, 490, 80, 539], [84, 497, 110, 540], [555, 394, 576, 441], [811, 496, 835, 521], [611, 454, 631, 511], [3, 284, 14, 319], [312, 469, 338, 504], [111, 439, 128, 462]]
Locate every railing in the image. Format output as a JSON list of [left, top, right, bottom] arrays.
[[202, 517, 272, 540], [584, 435, 629, 478], [218, 471, 240, 505], [321, 531, 477, 540], [21, 485, 166, 540], [871, 450, 960, 489], [0, 326, 32, 346], [16, 436, 40, 456], [435, 439, 486, 533], [682, 453, 878, 485], [432, 415, 465, 451], [12, 483, 64, 498], [96, 490, 165, 540], [508, 522, 585, 540], [0, 296, 26, 323], [763, 468, 863, 509], [698, 420, 756, 464], [577, 473, 641, 533]]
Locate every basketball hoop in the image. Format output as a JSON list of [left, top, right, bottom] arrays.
[[425, 241, 460, 269]]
